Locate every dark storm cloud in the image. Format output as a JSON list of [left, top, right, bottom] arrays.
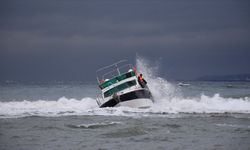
[[0, 0, 250, 82]]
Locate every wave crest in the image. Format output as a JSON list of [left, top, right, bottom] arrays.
[[1, 57, 250, 118]]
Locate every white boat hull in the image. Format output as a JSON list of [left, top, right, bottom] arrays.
[[115, 98, 153, 108], [98, 89, 153, 108]]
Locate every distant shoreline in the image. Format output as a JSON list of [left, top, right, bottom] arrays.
[[195, 74, 250, 82]]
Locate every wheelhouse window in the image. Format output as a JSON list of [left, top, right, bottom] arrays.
[[104, 80, 136, 97]]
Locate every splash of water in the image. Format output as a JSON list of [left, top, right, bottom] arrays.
[[135, 56, 179, 102]]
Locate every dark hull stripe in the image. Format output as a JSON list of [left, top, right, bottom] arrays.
[[100, 89, 153, 108]]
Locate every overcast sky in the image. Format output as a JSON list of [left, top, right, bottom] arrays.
[[0, 0, 250, 82]]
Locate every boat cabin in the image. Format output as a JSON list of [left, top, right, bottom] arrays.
[[96, 60, 153, 108]]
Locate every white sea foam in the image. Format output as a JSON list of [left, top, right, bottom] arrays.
[[0, 97, 98, 118], [0, 57, 250, 118], [1, 94, 249, 118]]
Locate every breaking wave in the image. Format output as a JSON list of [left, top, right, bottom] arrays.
[[0, 57, 250, 118], [0, 97, 98, 118]]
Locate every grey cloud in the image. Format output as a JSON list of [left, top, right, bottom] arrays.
[[0, 0, 250, 81]]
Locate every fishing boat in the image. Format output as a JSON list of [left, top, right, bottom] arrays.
[[96, 60, 153, 108]]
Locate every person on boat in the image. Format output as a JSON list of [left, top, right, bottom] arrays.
[[138, 73, 147, 88]]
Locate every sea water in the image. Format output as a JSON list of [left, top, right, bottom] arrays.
[[0, 58, 250, 150]]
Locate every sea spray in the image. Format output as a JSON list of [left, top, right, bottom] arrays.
[[136, 56, 180, 102]]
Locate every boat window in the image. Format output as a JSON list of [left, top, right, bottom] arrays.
[[104, 80, 137, 97]]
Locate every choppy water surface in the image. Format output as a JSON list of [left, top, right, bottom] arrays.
[[0, 58, 250, 150], [1, 114, 250, 150]]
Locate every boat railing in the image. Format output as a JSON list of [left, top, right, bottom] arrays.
[[96, 60, 134, 84], [102, 64, 133, 80]]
